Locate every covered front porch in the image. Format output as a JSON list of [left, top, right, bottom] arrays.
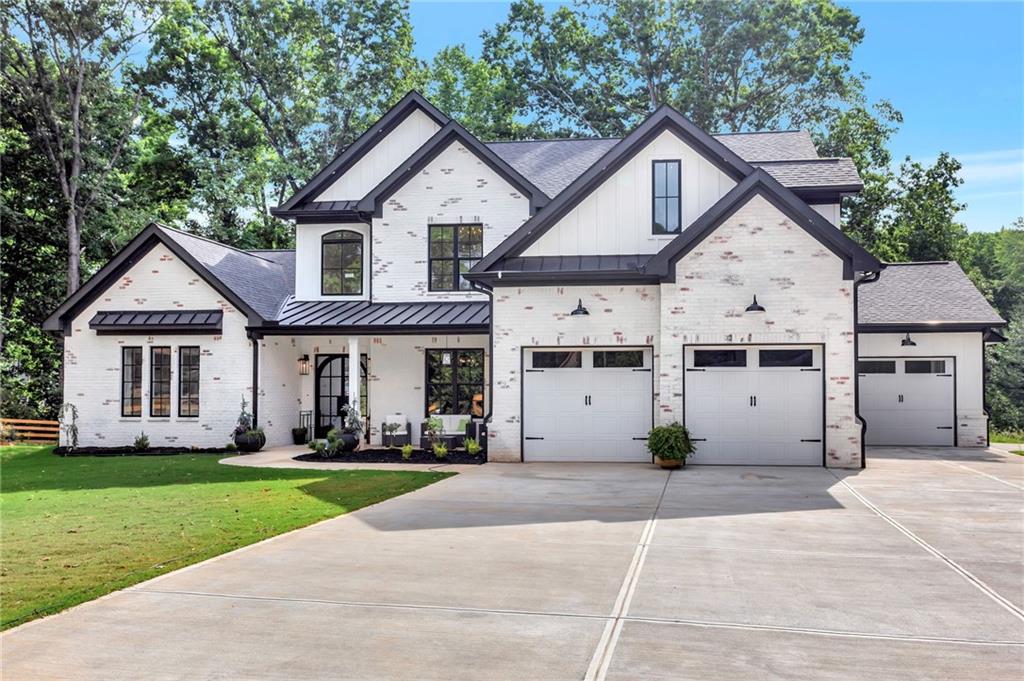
[[250, 299, 491, 450]]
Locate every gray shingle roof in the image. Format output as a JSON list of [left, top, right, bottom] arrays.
[[485, 138, 619, 198], [274, 298, 489, 330], [753, 158, 862, 189], [714, 130, 819, 161], [859, 262, 1005, 326], [158, 226, 293, 320]]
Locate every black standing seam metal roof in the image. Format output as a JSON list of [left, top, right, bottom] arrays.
[[89, 309, 224, 332], [270, 298, 490, 331]]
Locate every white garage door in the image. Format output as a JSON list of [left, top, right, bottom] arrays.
[[859, 357, 955, 446], [523, 348, 653, 462], [684, 346, 823, 465]]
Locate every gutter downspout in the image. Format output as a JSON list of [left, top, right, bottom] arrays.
[[469, 278, 497, 445], [853, 270, 880, 469], [248, 331, 261, 428]]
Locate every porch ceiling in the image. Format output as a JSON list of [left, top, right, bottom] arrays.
[[259, 298, 490, 335]]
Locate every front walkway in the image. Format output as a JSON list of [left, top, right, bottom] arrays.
[[3, 447, 1022, 680]]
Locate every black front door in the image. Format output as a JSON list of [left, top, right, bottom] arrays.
[[314, 354, 368, 439]]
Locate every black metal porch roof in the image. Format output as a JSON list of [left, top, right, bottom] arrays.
[[262, 299, 490, 334], [89, 309, 224, 334]]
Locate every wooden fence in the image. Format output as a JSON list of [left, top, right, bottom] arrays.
[[1, 418, 60, 445]]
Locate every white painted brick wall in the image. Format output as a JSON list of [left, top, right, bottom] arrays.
[[659, 194, 860, 468], [62, 245, 253, 448], [371, 141, 531, 302], [489, 286, 662, 462]]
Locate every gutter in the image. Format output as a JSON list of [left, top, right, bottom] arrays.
[[853, 270, 881, 469], [469, 279, 496, 442]]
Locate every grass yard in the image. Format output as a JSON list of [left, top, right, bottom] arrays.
[[0, 446, 451, 630], [991, 430, 1024, 444]]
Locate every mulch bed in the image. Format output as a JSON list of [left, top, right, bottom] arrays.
[[294, 447, 486, 465], [54, 446, 234, 457]]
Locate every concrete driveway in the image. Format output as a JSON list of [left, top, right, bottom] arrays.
[[3, 447, 1022, 680]]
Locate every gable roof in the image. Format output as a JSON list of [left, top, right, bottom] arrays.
[[43, 224, 293, 332], [355, 120, 551, 217], [472, 105, 757, 272], [714, 130, 820, 161], [273, 91, 449, 215], [485, 138, 621, 198], [858, 261, 1005, 330], [643, 169, 881, 281], [753, 158, 862, 192]]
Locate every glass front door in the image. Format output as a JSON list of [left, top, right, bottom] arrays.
[[314, 354, 368, 439]]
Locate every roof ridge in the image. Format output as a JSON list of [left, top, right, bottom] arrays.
[[155, 224, 280, 266], [882, 260, 954, 266], [712, 129, 805, 136], [486, 137, 621, 144], [754, 157, 846, 164]]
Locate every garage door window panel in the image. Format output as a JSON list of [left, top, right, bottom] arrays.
[[858, 360, 896, 374], [906, 360, 947, 374], [694, 349, 747, 368], [593, 350, 644, 368], [759, 349, 813, 368], [532, 351, 582, 369]]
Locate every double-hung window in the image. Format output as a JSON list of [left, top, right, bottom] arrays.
[[322, 230, 363, 295], [178, 347, 200, 417], [121, 347, 142, 417], [425, 349, 485, 416], [652, 160, 681, 234], [150, 347, 171, 417], [428, 224, 483, 291]]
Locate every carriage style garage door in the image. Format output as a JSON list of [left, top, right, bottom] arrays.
[[522, 348, 653, 462], [684, 345, 824, 466], [859, 357, 955, 446]]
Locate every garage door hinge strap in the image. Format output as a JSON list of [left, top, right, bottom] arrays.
[[685, 368, 705, 372], [524, 436, 545, 440], [800, 439, 822, 442], [800, 368, 822, 372]]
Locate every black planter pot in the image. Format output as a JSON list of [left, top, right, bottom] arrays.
[[338, 432, 359, 452], [234, 431, 266, 453], [291, 428, 308, 445]]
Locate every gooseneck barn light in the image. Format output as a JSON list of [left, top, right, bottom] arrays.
[[569, 298, 590, 316], [745, 295, 766, 314], [901, 333, 917, 347]]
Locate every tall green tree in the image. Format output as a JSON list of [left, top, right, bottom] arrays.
[[146, 0, 422, 247], [483, 0, 866, 136]]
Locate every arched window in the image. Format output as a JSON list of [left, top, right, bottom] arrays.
[[322, 230, 363, 295]]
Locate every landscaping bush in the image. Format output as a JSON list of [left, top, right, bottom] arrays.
[[401, 443, 414, 460], [133, 432, 150, 452], [646, 422, 694, 462], [465, 438, 482, 456], [432, 441, 448, 460]]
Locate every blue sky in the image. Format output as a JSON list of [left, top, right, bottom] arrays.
[[409, 0, 1023, 232]]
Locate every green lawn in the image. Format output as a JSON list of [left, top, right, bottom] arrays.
[[0, 446, 451, 630], [991, 430, 1024, 445]]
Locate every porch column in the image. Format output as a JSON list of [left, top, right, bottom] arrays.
[[347, 336, 360, 423]]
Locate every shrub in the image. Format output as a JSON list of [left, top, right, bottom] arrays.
[[646, 423, 694, 461], [225, 442, 238, 452], [432, 441, 448, 459], [133, 432, 150, 452], [401, 443, 414, 460], [424, 416, 444, 443], [465, 438, 482, 456], [382, 422, 401, 448]]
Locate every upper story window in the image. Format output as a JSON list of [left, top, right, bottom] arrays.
[[652, 160, 681, 235], [429, 224, 483, 291], [322, 230, 363, 296]]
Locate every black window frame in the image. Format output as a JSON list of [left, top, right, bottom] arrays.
[[425, 349, 485, 417], [428, 224, 484, 292], [693, 349, 747, 368], [531, 351, 583, 369], [321, 229, 363, 296], [593, 350, 644, 368], [149, 347, 171, 417], [858, 360, 896, 374], [759, 349, 814, 368], [178, 346, 201, 417], [652, 159, 682, 235], [121, 347, 142, 417]]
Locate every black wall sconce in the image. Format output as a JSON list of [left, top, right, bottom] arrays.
[[901, 333, 916, 347], [570, 298, 590, 316], [298, 354, 311, 375], [745, 295, 765, 313]]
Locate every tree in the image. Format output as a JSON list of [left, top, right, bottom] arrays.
[[146, 0, 422, 248], [482, 0, 866, 136], [2, 0, 161, 294]]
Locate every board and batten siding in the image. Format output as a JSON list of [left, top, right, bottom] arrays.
[[523, 130, 737, 256], [294, 222, 371, 301], [811, 203, 841, 226], [658, 193, 861, 468], [315, 107, 441, 201], [488, 285, 661, 462], [858, 331, 988, 447], [61, 244, 253, 448], [371, 140, 532, 302]]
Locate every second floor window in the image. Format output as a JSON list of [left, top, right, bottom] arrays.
[[429, 224, 483, 291], [322, 230, 363, 295], [652, 160, 681, 234]]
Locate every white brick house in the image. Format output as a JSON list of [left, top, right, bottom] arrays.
[[45, 92, 1006, 467]]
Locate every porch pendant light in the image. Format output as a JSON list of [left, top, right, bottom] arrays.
[[298, 355, 311, 375], [901, 333, 917, 347], [570, 298, 589, 316], [745, 295, 766, 314]]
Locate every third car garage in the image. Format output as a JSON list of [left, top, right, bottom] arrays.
[[683, 345, 824, 465]]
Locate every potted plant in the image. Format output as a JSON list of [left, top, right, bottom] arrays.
[[423, 415, 444, 448], [382, 421, 401, 449], [647, 422, 694, 469], [291, 426, 308, 445], [337, 405, 363, 452], [231, 397, 266, 452]]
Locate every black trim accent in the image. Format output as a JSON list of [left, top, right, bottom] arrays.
[[149, 346, 171, 418], [425, 349, 485, 417], [428, 224, 483, 292], [651, 159, 682, 235], [89, 309, 224, 335], [273, 91, 450, 214], [178, 346, 200, 418], [251, 337, 259, 429], [121, 346, 142, 418], [858, 322, 1007, 333], [356, 121, 549, 218], [252, 323, 489, 337], [472, 105, 754, 273], [321, 229, 364, 296]]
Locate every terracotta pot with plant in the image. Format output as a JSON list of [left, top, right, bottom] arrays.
[[646, 422, 695, 469]]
